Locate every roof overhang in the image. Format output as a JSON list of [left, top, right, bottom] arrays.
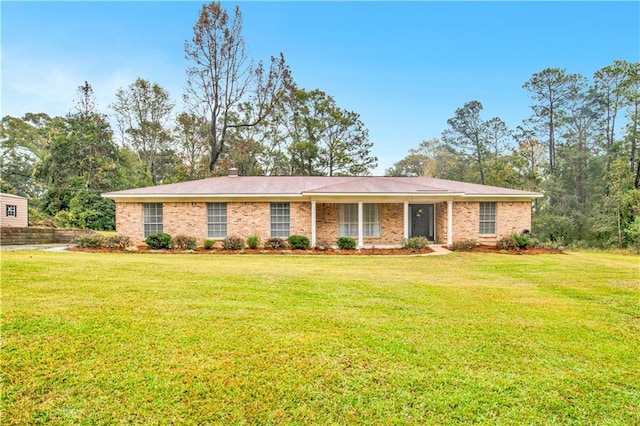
[[103, 191, 542, 203]]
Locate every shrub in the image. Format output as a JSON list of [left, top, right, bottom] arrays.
[[73, 233, 105, 248], [496, 235, 518, 251], [104, 234, 131, 250], [145, 232, 172, 249], [497, 233, 532, 251], [247, 234, 260, 249], [265, 237, 286, 250], [513, 233, 532, 249], [402, 236, 429, 250], [336, 236, 356, 250], [203, 239, 216, 250], [288, 235, 310, 250], [222, 236, 245, 250], [172, 235, 198, 250], [449, 239, 478, 251]]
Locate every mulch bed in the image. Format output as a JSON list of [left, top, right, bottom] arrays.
[[69, 244, 563, 256], [69, 246, 435, 256], [455, 244, 564, 255]]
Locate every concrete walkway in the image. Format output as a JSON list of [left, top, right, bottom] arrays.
[[0, 243, 70, 252], [426, 244, 452, 256]]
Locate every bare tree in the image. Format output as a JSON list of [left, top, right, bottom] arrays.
[[184, 1, 293, 172]]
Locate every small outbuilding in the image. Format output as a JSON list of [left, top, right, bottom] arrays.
[[0, 193, 29, 227]]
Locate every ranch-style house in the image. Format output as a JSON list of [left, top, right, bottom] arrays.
[[102, 169, 542, 248]]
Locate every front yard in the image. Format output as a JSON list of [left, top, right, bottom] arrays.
[[2, 251, 638, 424]]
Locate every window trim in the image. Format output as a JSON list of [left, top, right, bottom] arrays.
[[207, 202, 227, 238], [270, 202, 290, 238], [143, 202, 163, 238], [479, 202, 496, 235], [6, 204, 17, 217]]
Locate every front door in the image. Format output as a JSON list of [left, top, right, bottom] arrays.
[[410, 204, 434, 241]]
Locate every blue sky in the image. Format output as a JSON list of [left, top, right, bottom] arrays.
[[2, 1, 639, 174]]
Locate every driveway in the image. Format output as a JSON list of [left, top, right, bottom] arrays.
[[0, 244, 70, 252]]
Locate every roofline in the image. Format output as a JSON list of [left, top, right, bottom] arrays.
[[0, 193, 28, 199], [103, 192, 542, 201], [301, 191, 464, 197]]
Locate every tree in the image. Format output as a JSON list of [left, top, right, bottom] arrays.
[[513, 126, 546, 192], [618, 62, 640, 188], [184, 1, 293, 172], [174, 112, 210, 180], [111, 78, 175, 184], [441, 100, 507, 185], [593, 61, 627, 178], [287, 89, 377, 176], [0, 114, 55, 198], [523, 68, 583, 175], [37, 82, 131, 229]]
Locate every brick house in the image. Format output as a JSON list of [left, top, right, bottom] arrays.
[[102, 169, 542, 247]]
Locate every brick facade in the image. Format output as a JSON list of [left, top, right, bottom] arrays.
[[315, 203, 404, 246], [115, 200, 532, 247], [450, 201, 532, 244]]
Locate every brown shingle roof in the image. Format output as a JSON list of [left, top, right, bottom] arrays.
[[103, 176, 541, 199]]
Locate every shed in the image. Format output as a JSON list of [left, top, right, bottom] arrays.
[[0, 193, 29, 227]]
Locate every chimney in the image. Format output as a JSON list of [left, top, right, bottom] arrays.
[[228, 167, 239, 177]]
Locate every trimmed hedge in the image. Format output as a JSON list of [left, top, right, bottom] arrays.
[[337, 237, 356, 250], [288, 235, 310, 250], [222, 236, 245, 250], [173, 235, 198, 250], [145, 232, 172, 249], [265, 238, 286, 250]]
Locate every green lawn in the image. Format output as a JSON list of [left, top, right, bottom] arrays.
[[2, 251, 638, 424]]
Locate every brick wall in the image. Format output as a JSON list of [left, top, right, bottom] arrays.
[[115, 200, 532, 247], [116, 202, 144, 244], [116, 201, 312, 246], [451, 201, 532, 244], [435, 202, 447, 244], [316, 203, 404, 246], [227, 202, 311, 242]]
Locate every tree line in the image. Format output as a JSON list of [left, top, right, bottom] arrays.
[[386, 62, 640, 249], [1, 2, 377, 230]]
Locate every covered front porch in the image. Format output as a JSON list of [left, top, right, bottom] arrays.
[[308, 200, 454, 249]]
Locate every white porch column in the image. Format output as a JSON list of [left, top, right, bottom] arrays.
[[403, 201, 409, 240], [357, 201, 364, 248], [447, 200, 453, 246], [311, 200, 317, 248]]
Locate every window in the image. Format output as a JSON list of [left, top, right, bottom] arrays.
[[363, 204, 381, 237], [270, 203, 290, 238], [143, 203, 163, 237], [339, 204, 358, 237], [207, 203, 227, 238], [339, 204, 381, 237], [479, 202, 496, 235], [6, 205, 17, 217]]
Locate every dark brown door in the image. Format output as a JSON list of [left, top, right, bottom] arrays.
[[410, 204, 434, 241]]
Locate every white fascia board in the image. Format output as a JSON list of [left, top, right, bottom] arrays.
[[102, 193, 304, 202], [302, 192, 462, 198], [460, 193, 543, 200]]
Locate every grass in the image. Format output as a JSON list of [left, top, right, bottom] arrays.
[[1, 251, 638, 424]]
